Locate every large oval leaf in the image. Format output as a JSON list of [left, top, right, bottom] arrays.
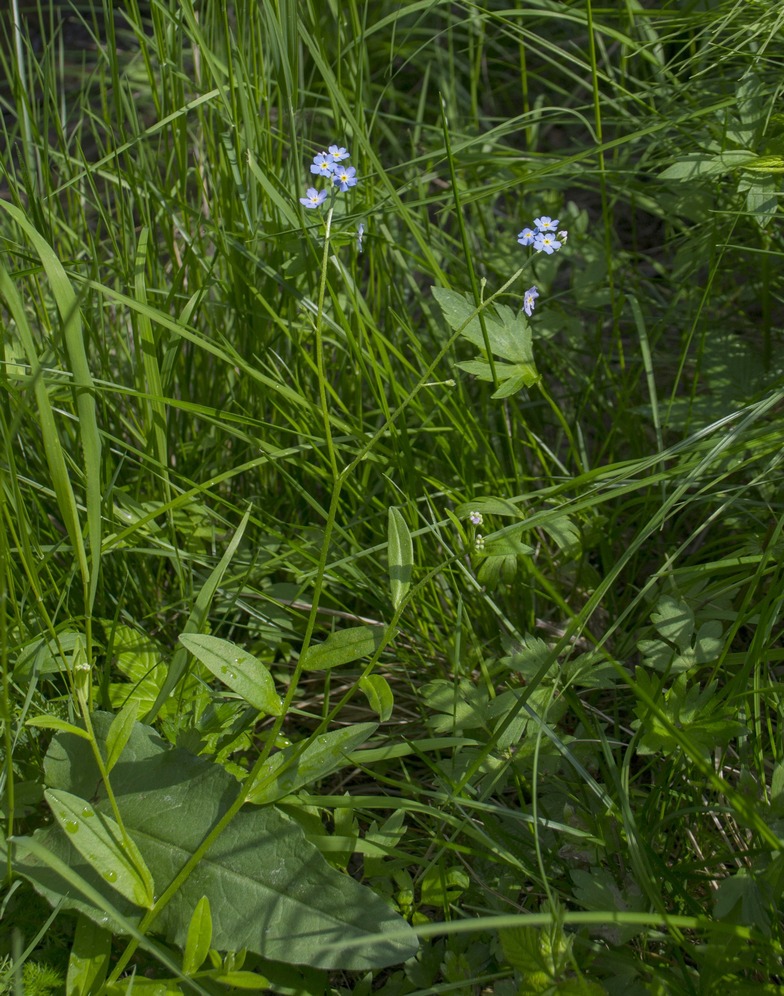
[[17, 714, 418, 971]]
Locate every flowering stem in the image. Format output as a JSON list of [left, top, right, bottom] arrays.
[[316, 206, 339, 482]]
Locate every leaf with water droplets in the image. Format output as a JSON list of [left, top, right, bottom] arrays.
[[246, 723, 378, 805], [44, 788, 154, 909], [178, 634, 282, 715], [22, 715, 417, 970]]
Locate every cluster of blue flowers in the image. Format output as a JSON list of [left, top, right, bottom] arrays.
[[517, 215, 565, 255], [300, 144, 358, 209], [517, 215, 567, 317]]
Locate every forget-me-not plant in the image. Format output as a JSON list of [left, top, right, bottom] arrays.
[[516, 213, 567, 312]]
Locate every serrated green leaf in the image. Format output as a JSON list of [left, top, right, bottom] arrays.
[[388, 507, 413, 610], [44, 788, 154, 908], [419, 865, 469, 906], [300, 626, 385, 671], [178, 633, 282, 715], [431, 286, 482, 337], [651, 595, 694, 650]]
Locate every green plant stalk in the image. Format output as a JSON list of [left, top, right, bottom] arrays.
[[316, 206, 339, 483]]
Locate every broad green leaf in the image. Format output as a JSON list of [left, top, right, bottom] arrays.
[[105, 700, 139, 773], [183, 897, 212, 976], [18, 714, 418, 971], [44, 789, 154, 909], [300, 626, 385, 671], [388, 507, 413, 610], [26, 717, 91, 740], [359, 675, 394, 722], [178, 633, 282, 715], [10, 834, 204, 991], [66, 914, 111, 996], [246, 723, 378, 805]]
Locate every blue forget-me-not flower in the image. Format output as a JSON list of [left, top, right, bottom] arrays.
[[533, 232, 562, 255], [523, 286, 539, 317], [534, 216, 558, 231], [332, 165, 358, 191], [310, 153, 333, 176], [300, 187, 328, 209], [517, 227, 536, 246]]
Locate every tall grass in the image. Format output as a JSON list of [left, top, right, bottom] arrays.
[[1, 1, 783, 993]]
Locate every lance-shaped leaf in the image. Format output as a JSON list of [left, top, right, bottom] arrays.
[[300, 626, 385, 671], [388, 507, 413, 610], [246, 723, 377, 805], [179, 634, 282, 715], [44, 788, 154, 908]]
